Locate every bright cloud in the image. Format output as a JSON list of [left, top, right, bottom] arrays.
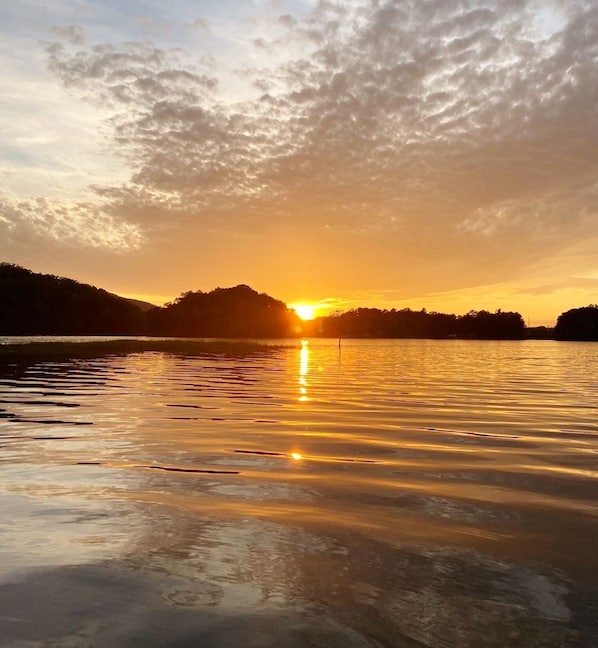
[[0, 192, 144, 250]]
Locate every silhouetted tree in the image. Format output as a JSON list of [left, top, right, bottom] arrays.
[[456, 310, 525, 339], [148, 284, 300, 338], [308, 307, 522, 339], [0, 262, 528, 341], [555, 306, 598, 341], [526, 326, 554, 339]]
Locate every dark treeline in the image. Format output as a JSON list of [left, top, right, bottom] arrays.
[[0, 264, 299, 338], [1, 263, 595, 340], [302, 307, 526, 339], [555, 306, 598, 341], [147, 285, 298, 338], [0, 263, 144, 335]]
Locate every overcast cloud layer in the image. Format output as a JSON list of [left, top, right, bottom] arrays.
[[1, 0, 597, 322]]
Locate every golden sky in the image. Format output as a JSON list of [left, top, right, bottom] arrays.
[[1, 0, 597, 325]]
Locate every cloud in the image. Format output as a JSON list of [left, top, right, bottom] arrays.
[[49, 24, 86, 46], [25, 1, 598, 294], [278, 15, 296, 29], [0, 192, 144, 251]]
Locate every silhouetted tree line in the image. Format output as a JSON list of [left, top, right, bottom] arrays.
[[0, 264, 299, 338], [525, 326, 553, 339], [2, 263, 596, 341], [555, 306, 598, 341], [304, 307, 526, 339], [147, 285, 299, 338]]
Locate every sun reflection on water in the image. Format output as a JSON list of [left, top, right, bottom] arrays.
[[298, 339, 309, 402], [1, 340, 598, 646]]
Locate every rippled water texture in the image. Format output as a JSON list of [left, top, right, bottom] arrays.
[[0, 339, 597, 647]]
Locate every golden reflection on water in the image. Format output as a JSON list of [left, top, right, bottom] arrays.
[[1, 339, 597, 646], [298, 339, 309, 402]]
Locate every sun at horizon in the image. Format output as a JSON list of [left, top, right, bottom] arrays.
[[291, 303, 317, 320]]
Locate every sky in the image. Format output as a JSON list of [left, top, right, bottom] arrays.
[[1, 0, 597, 325]]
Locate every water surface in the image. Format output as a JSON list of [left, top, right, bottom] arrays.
[[0, 338, 596, 647]]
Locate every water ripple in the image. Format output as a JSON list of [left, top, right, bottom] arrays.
[[0, 339, 596, 646]]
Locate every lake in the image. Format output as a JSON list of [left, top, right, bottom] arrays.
[[0, 338, 596, 647]]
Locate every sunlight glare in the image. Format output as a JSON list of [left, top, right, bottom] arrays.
[[292, 303, 317, 320], [291, 452, 302, 460]]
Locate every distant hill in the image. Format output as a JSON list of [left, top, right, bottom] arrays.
[[0, 263, 145, 335], [301, 307, 527, 340], [2, 262, 569, 341], [0, 264, 299, 338], [148, 285, 300, 338], [121, 297, 157, 312]]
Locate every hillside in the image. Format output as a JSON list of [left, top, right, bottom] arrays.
[[147, 285, 300, 338], [5, 262, 588, 341], [0, 263, 145, 335], [122, 297, 158, 312], [0, 264, 299, 338]]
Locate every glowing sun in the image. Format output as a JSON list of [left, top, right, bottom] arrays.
[[291, 303, 317, 320]]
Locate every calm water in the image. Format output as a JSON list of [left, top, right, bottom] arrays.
[[0, 338, 596, 647]]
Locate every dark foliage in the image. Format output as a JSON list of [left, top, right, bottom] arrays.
[[555, 306, 598, 341], [526, 326, 554, 339], [147, 284, 300, 338], [0, 263, 144, 335], [0, 263, 528, 340], [0, 265, 300, 338], [456, 309, 526, 339], [304, 308, 525, 340]]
